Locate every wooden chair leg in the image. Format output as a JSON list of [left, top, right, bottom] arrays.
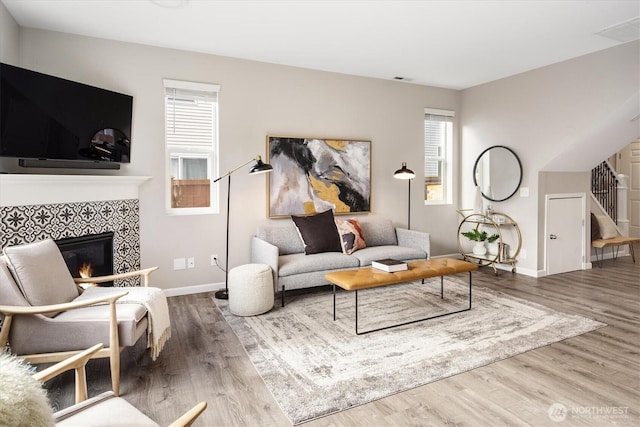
[[110, 346, 120, 396], [108, 300, 120, 396]]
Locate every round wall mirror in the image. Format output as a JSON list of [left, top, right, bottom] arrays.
[[473, 145, 522, 202]]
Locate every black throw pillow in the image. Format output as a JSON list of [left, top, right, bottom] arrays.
[[291, 209, 343, 255]]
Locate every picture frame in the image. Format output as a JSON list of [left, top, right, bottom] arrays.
[[267, 136, 371, 218]]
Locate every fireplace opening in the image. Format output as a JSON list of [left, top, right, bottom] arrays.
[[55, 232, 114, 287]]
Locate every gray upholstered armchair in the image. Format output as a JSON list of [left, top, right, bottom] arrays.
[[0, 239, 168, 396]]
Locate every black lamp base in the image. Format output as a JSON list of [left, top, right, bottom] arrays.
[[214, 289, 229, 300]]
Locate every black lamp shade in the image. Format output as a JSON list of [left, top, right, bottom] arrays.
[[249, 156, 273, 174], [394, 162, 415, 180]]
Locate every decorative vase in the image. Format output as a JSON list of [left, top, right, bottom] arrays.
[[474, 185, 484, 214], [488, 241, 499, 256], [472, 242, 487, 256]]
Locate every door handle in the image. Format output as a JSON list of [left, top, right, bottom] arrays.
[[549, 234, 558, 240]]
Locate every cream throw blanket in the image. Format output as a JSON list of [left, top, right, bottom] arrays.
[[79, 286, 171, 361]]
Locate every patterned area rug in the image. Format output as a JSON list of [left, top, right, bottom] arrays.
[[214, 278, 605, 425]]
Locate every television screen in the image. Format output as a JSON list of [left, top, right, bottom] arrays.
[[0, 63, 132, 166]]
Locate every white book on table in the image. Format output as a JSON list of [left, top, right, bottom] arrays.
[[371, 258, 408, 272]]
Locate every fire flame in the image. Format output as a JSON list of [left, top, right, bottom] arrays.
[[78, 263, 96, 289], [79, 263, 93, 278]]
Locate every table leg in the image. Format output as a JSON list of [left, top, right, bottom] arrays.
[[333, 284, 336, 321], [355, 290, 359, 335], [354, 272, 474, 335], [469, 271, 473, 309], [595, 247, 603, 268], [440, 276, 444, 299]]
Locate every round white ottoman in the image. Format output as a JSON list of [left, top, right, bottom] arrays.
[[228, 263, 274, 316]]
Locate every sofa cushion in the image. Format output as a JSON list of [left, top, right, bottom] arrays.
[[278, 252, 359, 277], [256, 222, 305, 255], [359, 218, 398, 246], [291, 209, 342, 255], [9, 302, 149, 355], [351, 245, 427, 266], [335, 218, 367, 254], [3, 239, 79, 315], [54, 392, 158, 426]]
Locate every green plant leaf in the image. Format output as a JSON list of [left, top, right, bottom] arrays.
[[487, 234, 500, 243], [461, 229, 488, 241]]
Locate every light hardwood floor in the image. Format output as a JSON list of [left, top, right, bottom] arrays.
[[45, 256, 639, 426]]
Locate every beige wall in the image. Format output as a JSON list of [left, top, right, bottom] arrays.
[[461, 41, 639, 275], [2, 27, 461, 290], [0, 2, 19, 65]]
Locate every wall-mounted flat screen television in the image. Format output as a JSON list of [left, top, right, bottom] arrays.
[[0, 63, 132, 169]]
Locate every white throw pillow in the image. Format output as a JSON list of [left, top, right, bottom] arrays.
[[594, 214, 617, 239]]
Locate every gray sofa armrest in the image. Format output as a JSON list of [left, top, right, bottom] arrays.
[[250, 236, 280, 289], [396, 228, 430, 258]]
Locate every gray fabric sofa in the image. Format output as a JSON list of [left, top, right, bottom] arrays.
[[250, 216, 430, 305]]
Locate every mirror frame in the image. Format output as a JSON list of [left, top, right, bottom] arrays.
[[473, 145, 523, 202]]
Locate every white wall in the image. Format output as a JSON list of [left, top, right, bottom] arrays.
[[461, 41, 640, 275], [0, 2, 19, 65], [4, 28, 460, 290]]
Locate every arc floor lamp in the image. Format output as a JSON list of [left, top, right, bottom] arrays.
[[213, 155, 272, 300], [394, 161, 415, 229]]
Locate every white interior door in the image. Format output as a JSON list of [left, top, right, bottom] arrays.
[[620, 141, 640, 237], [546, 195, 585, 275]]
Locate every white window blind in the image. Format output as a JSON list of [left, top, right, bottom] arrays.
[[424, 109, 454, 204], [164, 86, 218, 149], [424, 113, 453, 177]]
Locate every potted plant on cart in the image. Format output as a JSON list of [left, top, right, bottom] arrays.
[[461, 229, 499, 256]]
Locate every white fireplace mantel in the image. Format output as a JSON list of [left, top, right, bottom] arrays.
[[0, 174, 152, 207]]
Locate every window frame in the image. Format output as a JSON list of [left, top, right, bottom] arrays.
[[423, 108, 455, 206], [163, 79, 220, 215]]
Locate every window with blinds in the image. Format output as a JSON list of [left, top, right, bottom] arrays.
[[424, 109, 454, 204], [164, 79, 219, 213]]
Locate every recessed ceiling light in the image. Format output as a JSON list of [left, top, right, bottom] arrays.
[[596, 16, 640, 43]]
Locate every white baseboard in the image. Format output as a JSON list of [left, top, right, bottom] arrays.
[[433, 253, 538, 277], [163, 282, 224, 297]]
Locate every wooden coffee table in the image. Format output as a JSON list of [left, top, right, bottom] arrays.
[[325, 258, 478, 334]]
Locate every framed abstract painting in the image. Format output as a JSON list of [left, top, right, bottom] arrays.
[[267, 136, 371, 218]]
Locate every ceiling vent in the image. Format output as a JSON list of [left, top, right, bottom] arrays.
[[595, 16, 640, 43]]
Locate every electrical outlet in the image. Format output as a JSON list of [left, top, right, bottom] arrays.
[[210, 254, 218, 266], [173, 258, 186, 270], [187, 257, 195, 268]]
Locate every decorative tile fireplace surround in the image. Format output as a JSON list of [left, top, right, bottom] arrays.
[[0, 175, 150, 286]]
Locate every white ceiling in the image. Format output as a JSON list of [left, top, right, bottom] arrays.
[[3, 0, 639, 89]]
